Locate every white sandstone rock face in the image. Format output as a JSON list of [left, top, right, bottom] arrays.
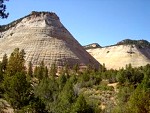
[[87, 45, 150, 69], [0, 11, 100, 68]]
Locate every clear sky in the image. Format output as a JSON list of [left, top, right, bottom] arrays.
[[1, 0, 150, 46]]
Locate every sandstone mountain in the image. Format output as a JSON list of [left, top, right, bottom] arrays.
[[86, 39, 150, 69], [0, 11, 100, 69]]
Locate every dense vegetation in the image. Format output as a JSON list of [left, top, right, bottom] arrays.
[[117, 39, 150, 48], [0, 48, 150, 113]]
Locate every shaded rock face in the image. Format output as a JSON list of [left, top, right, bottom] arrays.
[[87, 44, 150, 69], [0, 11, 100, 68]]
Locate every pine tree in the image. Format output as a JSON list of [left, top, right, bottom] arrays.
[[34, 77, 59, 112], [33, 61, 45, 80], [63, 63, 70, 77], [0, 62, 3, 81], [28, 61, 33, 77], [1, 53, 8, 73], [73, 63, 79, 73], [33, 66, 38, 77], [6, 48, 26, 76], [72, 94, 90, 113], [57, 80, 75, 112], [1, 49, 31, 110], [3, 72, 31, 110], [58, 74, 67, 90], [43, 66, 48, 78], [49, 63, 57, 77], [127, 85, 150, 113]]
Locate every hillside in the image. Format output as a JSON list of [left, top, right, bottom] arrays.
[[86, 39, 150, 69], [0, 12, 150, 113], [0, 48, 150, 113], [0, 11, 100, 69]]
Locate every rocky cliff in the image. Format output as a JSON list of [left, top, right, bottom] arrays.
[[0, 11, 100, 69]]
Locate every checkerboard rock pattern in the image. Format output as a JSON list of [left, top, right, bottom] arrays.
[[0, 11, 100, 69]]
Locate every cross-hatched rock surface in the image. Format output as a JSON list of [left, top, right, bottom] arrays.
[[87, 44, 150, 69], [0, 11, 100, 68]]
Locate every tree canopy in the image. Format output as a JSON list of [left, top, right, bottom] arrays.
[[0, 0, 9, 19], [0, 48, 150, 113]]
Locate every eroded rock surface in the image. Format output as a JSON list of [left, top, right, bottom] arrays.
[[87, 44, 150, 69], [0, 11, 100, 68]]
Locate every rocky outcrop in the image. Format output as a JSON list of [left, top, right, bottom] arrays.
[[86, 41, 150, 69], [84, 43, 101, 50], [0, 11, 100, 69]]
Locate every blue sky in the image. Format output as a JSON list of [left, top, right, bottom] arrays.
[[1, 0, 150, 46]]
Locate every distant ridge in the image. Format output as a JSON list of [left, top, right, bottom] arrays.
[[116, 39, 150, 48], [84, 43, 101, 49], [0, 11, 58, 32], [86, 39, 150, 69]]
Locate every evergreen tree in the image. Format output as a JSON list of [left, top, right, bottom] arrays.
[[73, 63, 79, 73], [59, 80, 75, 103], [99, 63, 106, 73], [1, 53, 8, 73], [38, 61, 44, 79], [72, 94, 92, 113], [33, 61, 46, 80], [6, 48, 26, 76], [36, 66, 43, 80], [127, 85, 150, 113], [34, 78, 59, 112], [3, 72, 31, 110], [0, 62, 4, 97], [0, 62, 3, 81], [116, 69, 126, 84], [57, 74, 67, 90], [28, 61, 33, 77], [43, 66, 48, 78], [57, 79, 76, 112], [49, 63, 57, 77], [33, 66, 38, 77], [63, 63, 70, 77], [35, 78, 59, 103]]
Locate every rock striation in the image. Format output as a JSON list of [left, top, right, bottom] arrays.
[[86, 40, 150, 69], [0, 11, 100, 69]]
